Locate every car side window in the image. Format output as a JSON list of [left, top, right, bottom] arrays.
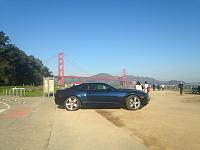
[[90, 85, 97, 90], [95, 84, 109, 90], [80, 84, 90, 90]]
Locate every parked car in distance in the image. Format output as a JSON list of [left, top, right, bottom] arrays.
[[191, 86, 200, 94], [55, 83, 150, 111]]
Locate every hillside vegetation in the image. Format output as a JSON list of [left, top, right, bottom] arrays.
[[0, 32, 52, 86]]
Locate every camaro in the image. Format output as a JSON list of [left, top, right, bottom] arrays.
[[55, 83, 150, 111]]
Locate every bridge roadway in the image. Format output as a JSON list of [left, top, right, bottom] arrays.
[[0, 96, 147, 150], [63, 75, 121, 81]]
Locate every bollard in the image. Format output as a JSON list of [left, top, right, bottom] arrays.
[[16, 90, 18, 96], [9, 90, 11, 96], [5, 89, 8, 96]]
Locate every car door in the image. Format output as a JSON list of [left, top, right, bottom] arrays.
[[86, 84, 121, 107]]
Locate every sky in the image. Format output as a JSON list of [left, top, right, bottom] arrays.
[[1, 0, 200, 82]]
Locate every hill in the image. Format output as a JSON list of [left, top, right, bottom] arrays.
[[64, 72, 185, 86], [90, 73, 114, 78], [89, 73, 184, 85]]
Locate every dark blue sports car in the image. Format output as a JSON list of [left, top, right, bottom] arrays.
[[55, 83, 150, 111]]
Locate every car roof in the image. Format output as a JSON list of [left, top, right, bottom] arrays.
[[72, 82, 116, 90], [81, 82, 109, 85]]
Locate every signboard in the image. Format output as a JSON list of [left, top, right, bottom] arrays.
[[44, 79, 49, 93], [43, 77, 54, 97], [49, 79, 54, 92]]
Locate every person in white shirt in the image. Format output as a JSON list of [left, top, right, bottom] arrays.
[[161, 84, 165, 91], [144, 81, 149, 93], [136, 81, 142, 91]]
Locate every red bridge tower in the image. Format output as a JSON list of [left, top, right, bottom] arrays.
[[122, 68, 127, 87], [58, 52, 64, 85]]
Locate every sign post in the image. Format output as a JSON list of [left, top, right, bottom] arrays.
[[43, 77, 55, 97]]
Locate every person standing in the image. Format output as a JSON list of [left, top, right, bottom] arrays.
[[144, 81, 149, 93], [178, 82, 184, 95], [136, 81, 142, 91], [152, 84, 156, 91], [161, 84, 165, 91], [157, 84, 160, 91], [198, 84, 200, 94]]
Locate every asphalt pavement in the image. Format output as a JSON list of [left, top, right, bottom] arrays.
[[0, 96, 147, 150]]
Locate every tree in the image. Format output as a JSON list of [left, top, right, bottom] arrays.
[[0, 31, 52, 86], [0, 32, 10, 48]]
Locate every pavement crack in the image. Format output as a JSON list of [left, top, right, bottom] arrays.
[[45, 104, 56, 150]]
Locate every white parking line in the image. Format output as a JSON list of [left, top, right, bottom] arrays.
[[0, 102, 11, 114]]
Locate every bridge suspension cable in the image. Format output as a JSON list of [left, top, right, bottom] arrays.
[[64, 54, 92, 76], [57, 52, 127, 86]]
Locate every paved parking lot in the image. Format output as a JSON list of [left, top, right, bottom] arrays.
[[1, 91, 200, 150], [0, 96, 146, 150], [0, 96, 55, 150]]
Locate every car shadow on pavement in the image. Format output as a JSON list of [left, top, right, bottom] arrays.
[[57, 105, 124, 110], [57, 105, 65, 109]]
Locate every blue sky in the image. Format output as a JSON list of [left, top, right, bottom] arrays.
[[1, 0, 200, 82]]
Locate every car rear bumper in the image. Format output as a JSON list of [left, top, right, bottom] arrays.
[[54, 95, 65, 106]]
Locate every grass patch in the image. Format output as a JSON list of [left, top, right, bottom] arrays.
[[0, 85, 53, 97], [24, 90, 43, 97]]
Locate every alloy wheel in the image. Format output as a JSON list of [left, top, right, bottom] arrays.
[[65, 97, 79, 111]]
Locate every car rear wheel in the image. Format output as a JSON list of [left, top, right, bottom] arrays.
[[64, 96, 80, 111], [126, 95, 141, 110]]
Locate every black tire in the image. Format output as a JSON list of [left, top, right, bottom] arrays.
[[126, 95, 141, 110], [64, 96, 81, 111]]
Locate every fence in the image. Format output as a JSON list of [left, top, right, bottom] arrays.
[[159, 85, 199, 94], [2, 88, 26, 96]]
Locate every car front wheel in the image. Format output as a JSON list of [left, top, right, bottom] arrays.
[[126, 95, 141, 110], [64, 96, 80, 111]]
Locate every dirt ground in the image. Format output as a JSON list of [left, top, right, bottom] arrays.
[[1, 91, 200, 150], [96, 91, 200, 150]]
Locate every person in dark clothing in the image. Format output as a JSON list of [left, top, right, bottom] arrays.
[[152, 84, 156, 91], [141, 84, 144, 91], [157, 84, 160, 91], [198, 85, 200, 94], [178, 82, 184, 95]]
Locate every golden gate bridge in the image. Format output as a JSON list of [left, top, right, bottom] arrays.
[[57, 52, 127, 87]]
